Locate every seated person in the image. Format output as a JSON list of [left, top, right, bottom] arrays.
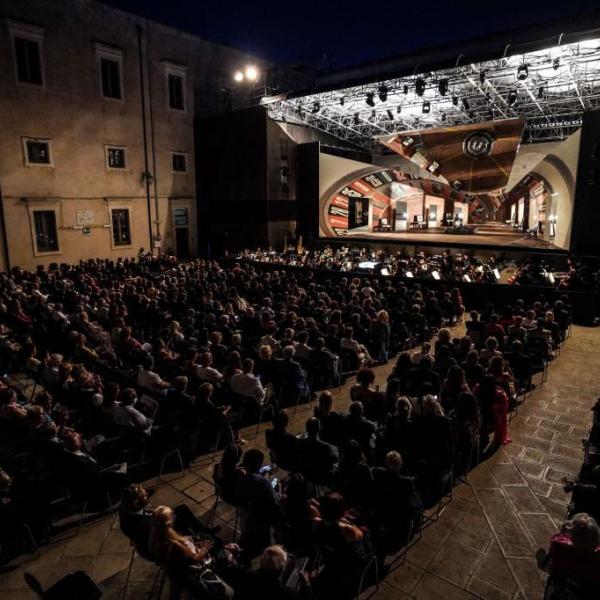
[[195, 351, 224, 384], [350, 368, 383, 422], [507, 315, 528, 343], [230, 358, 266, 404], [119, 484, 216, 559], [224, 544, 305, 600], [149, 506, 231, 597], [298, 417, 339, 485], [265, 410, 299, 472], [196, 383, 237, 446], [275, 346, 309, 399], [537, 513, 600, 598], [312, 492, 373, 599], [164, 376, 196, 422], [233, 449, 284, 559], [213, 444, 245, 505], [372, 451, 422, 548], [313, 391, 347, 447], [345, 401, 377, 459], [112, 388, 153, 434], [136, 356, 170, 393]]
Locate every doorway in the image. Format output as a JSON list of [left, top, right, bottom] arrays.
[[173, 207, 190, 258]]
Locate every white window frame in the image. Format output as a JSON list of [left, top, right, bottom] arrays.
[[95, 42, 124, 102], [109, 206, 133, 249], [105, 145, 128, 171], [28, 205, 61, 257], [7, 19, 45, 88], [163, 61, 187, 112], [22, 137, 53, 167], [171, 151, 188, 174]]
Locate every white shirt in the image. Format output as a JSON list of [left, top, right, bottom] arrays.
[[230, 372, 266, 402], [195, 365, 223, 383], [112, 404, 152, 432], [136, 369, 165, 390]]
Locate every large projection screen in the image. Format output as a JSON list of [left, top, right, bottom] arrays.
[[318, 120, 580, 251]]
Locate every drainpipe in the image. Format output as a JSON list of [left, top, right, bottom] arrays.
[[145, 24, 161, 248], [136, 25, 154, 255], [0, 184, 10, 272]]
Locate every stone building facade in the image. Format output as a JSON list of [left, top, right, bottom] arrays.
[[0, 0, 267, 270]]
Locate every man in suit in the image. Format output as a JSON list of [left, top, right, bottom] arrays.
[[164, 376, 196, 422], [298, 417, 339, 485], [275, 346, 309, 400], [233, 449, 283, 559]]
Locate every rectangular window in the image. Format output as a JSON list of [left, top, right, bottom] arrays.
[[172, 152, 187, 172], [14, 36, 43, 85], [168, 73, 184, 110], [33, 210, 59, 252], [106, 146, 127, 169], [23, 138, 52, 166], [111, 209, 131, 246], [100, 57, 122, 99], [173, 207, 189, 227]]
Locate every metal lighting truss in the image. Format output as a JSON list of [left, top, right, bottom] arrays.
[[264, 37, 600, 151]]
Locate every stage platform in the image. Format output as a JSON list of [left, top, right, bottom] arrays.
[[342, 222, 563, 251]]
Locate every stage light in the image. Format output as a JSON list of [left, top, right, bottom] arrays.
[[452, 180, 463, 191], [245, 65, 259, 81], [340, 96, 345, 106], [538, 86, 545, 99], [452, 96, 459, 106], [553, 57, 560, 70], [378, 85, 388, 102], [366, 92, 375, 107], [312, 101, 320, 113], [353, 112, 360, 125], [396, 104, 402, 113], [296, 102, 303, 115], [462, 98, 470, 110], [517, 64, 528, 80], [415, 78, 426, 96], [387, 109, 394, 120], [233, 71, 244, 82], [479, 70, 487, 84], [441, 113, 447, 122], [422, 101, 431, 113], [507, 90, 518, 106], [438, 78, 449, 96], [403, 84, 409, 95]]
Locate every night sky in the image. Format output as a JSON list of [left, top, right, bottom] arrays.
[[102, 0, 600, 70]]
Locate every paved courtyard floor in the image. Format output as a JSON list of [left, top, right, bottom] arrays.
[[0, 324, 597, 599]]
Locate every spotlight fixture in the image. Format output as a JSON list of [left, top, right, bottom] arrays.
[[369, 109, 376, 121], [441, 113, 447, 122], [538, 86, 545, 99], [312, 101, 320, 113], [340, 96, 345, 106], [366, 92, 375, 107], [507, 90, 518, 106], [553, 57, 560, 70], [462, 98, 470, 111], [396, 104, 402, 114], [353, 112, 360, 125], [387, 109, 394, 120], [233, 71, 244, 82], [452, 96, 459, 106], [403, 84, 409, 95], [438, 78, 449, 96], [517, 64, 529, 80], [378, 85, 388, 102], [422, 101, 431, 113], [296, 102, 303, 115], [479, 70, 487, 84], [415, 78, 426, 96], [245, 65, 259, 81]]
